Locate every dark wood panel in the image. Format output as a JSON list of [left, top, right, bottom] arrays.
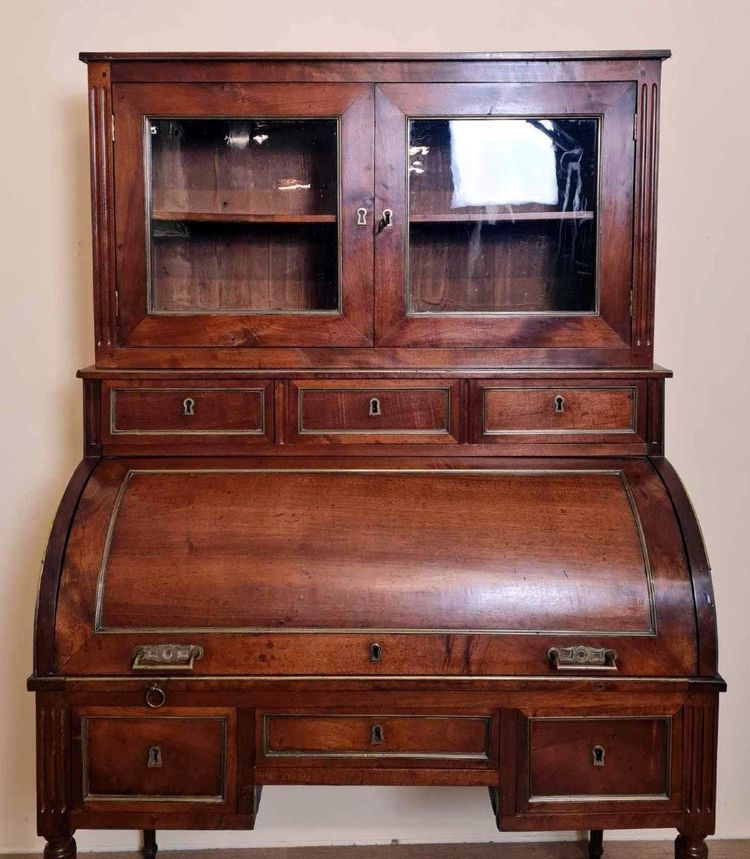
[[473, 381, 646, 445], [288, 379, 460, 444], [261, 713, 490, 762], [101, 380, 274, 447], [528, 716, 671, 799], [77, 710, 230, 803]]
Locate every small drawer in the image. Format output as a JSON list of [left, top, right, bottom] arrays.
[[102, 380, 273, 446], [80, 712, 229, 803], [288, 380, 460, 444], [474, 382, 644, 444], [527, 716, 672, 802], [261, 713, 491, 764]]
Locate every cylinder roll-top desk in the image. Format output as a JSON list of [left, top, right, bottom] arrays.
[[29, 51, 723, 859]]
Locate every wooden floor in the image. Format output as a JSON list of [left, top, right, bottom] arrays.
[[5, 840, 748, 859]]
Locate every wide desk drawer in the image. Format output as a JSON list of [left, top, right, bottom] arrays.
[[473, 382, 644, 444], [288, 380, 460, 444], [260, 713, 492, 766], [102, 380, 273, 446], [77, 709, 232, 805]]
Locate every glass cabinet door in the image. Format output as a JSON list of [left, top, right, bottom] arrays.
[[374, 83, 637, 350], [113, 83, 373, 347]]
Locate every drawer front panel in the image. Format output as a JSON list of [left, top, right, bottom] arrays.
[[81, 715, 227, 802], [262, 714, 491, 763], [289, 380, 460, 443], [475, 383, 644, 444], [102, 380, 273, 446], [528, 716, 671, 801]]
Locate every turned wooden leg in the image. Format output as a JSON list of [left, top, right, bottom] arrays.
[[588, 829, 604, 859], [44, 836, 77, 859], [142, 829, 158, 859], [675, 831, 709, 859]]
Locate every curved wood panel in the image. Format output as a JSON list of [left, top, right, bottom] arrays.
[[51, 457, 698, 677]]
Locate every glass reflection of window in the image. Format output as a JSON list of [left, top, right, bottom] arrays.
[[449, 119, 559, 208]]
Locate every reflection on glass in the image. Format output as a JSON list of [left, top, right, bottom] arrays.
[[408, 118, 598, 314], [147, 118, 339, 314]]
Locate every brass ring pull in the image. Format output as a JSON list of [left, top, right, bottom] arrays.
[[145, 684, 166, 709]]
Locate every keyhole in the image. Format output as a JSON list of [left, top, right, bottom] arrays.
[[369, 397, 382, 417], [182, 397, 195, 416], [592, 745, 606, 767], [554, 395, 565, 414], [147, 745, 163, 768], [356, 207, 368, 226], [369, 642, 382, 663], [371, 723, 384, 745]]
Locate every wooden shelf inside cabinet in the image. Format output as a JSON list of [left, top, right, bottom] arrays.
[[151, 211, 338, 224], [408, 211, 595, 223]]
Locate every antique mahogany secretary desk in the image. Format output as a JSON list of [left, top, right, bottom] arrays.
[[30, 51, 724, 859]]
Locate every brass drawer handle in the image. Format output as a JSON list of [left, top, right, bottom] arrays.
[[145, 684, 166, 709], [132, 643, 204, 672], [547, 645, 618, 672]]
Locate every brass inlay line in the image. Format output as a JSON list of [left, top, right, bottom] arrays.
[[109, 387, 266, 436], [481, 386, 639, 436], [80, 715, 228, 804], [527, 715, 672, 803], [297, 386, 453, 436], [262, 713, 491, 761]]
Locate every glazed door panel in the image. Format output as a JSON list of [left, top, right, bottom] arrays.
[[374, 82, 636, 349], [113, 82, 374, 347]]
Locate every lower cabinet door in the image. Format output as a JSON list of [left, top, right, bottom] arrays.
[[515, 711, 681, 814], [74, 708, 235, 809]]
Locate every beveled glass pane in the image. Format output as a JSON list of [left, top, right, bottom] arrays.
[[147, 118, 339, 314], [408, 118, 598, 314]]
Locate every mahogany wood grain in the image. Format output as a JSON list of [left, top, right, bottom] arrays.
[[80, 715, 226, 801], [528, 716, 671, 799], [288, 379, 460, 444], [101, 380, 273, 447], [473, 381, 645, 445], [261, 712, 491, 764], [32, 51, 723, 859]]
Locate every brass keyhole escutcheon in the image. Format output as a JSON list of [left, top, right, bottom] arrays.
[[369, 397, 382, 417], [554, 394, 565, 414], [147, 745, 163, 768], [183, 397, 195, 416], [356, 207, 368, 226], [371, 723, 384, 745], [592, 744, 606, 767], [369, 642, 382, 663]]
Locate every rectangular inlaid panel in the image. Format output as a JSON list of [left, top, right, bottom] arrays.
[[81, 715, 226, 801], [529, 717, 671, 800], [289, 380, 460, 443], [482, 387, 638, 435], [96, 469, 654, 634], [262, 714, 490, 761]]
